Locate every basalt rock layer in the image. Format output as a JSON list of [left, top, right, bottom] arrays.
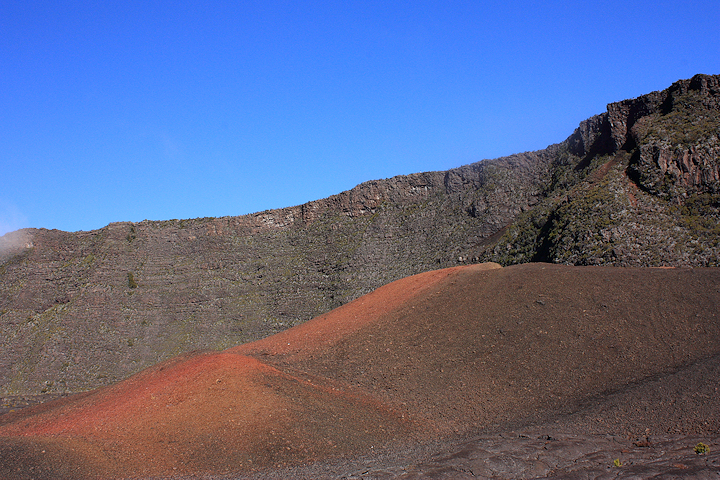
[[1, 74, 719, 396]]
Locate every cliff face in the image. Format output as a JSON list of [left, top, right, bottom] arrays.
[[1, 74, 719, 396], [488, 74, 720, 267], [628, 75, 720, 198], [0, 150, 552, 395]]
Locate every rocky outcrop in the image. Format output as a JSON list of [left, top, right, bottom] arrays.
[[634, 141, 720, 194], [567, 74, 720, 199], [489, 74, 720, 267], [627, 77, 720, 199]]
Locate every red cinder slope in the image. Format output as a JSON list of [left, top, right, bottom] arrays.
[[1, 263, 720, 479], [235, 262, 720, 436]]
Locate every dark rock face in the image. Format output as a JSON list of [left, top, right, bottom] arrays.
[[567, 74, 720, 197], [628, 77, 720, 198], [2, 74, 719, 395], [0, 152, 552, 395], [488, 74, 720, 267]]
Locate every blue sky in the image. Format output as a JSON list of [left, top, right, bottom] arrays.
[[2, 1, 719, 235]]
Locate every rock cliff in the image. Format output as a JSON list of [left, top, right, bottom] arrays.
[[0, 150, 552, 395], [488, 74, 720, 266], [1, 74, 719, 395]]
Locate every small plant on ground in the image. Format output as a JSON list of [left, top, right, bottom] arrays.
[[694, 442, 709, 455]]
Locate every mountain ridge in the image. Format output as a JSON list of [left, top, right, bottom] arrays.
[[1, 73, 719, 396]]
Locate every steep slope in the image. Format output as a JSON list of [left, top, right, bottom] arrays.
[[486, 74, 720, 266], [1, 263, 719, 479], [0, 151, 553, 396], [1, 74, 719, 397]]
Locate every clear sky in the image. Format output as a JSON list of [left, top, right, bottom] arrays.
[[2, 1, 719, 235]]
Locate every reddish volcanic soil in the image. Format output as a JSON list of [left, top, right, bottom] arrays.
[[1, 263, 720, 479]]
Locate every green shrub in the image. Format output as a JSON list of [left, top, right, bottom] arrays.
[[127, 272, 138, 289], [694, 442, 709, 455]]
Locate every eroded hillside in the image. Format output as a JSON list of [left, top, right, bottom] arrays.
[[486, 73, 720, 266], [1, 74, 719, 396], [2, 263, 719, 479], [0, 151, 552, 395]]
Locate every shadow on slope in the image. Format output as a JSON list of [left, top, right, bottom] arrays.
[[1, 263, 719, 479]]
